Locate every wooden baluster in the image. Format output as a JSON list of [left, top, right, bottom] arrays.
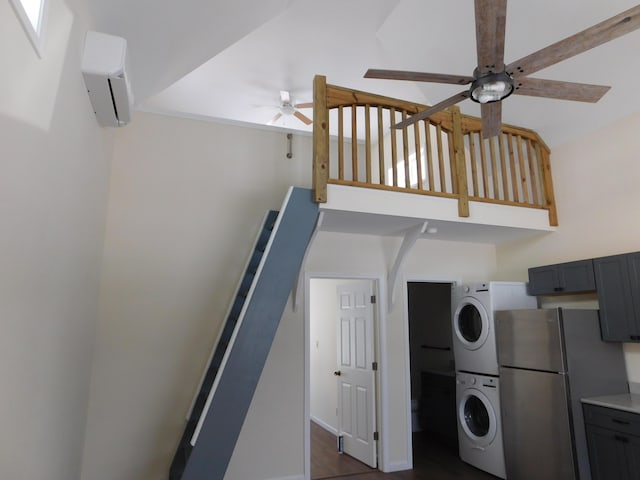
[[312, 74, 328, 203], [378, 107, 385, 186], [414, 120, 423, 190], [390, 108, 398, 187], [516, 135, 530, 204], [436, 124, 445, 192], [468, 132, 479, 197], [424, 120, 434, 191], [352, 105, 358, 182], [365, 104, 372, 184], [527, 139, 539, 205], [338, 105, 344, 180], [508, 133, 519, 202], [499, 134, 509, 201], [479, 135, 489, 198], [489, 136, 499, 199], [448, 130, 458, 194], [402, 111, 410, 188], [535, 142, 545, 206]]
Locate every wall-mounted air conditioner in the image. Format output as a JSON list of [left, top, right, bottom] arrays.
[[81, 31, 133, 127]]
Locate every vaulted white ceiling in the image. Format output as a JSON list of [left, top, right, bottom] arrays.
[[91, 0, 640, 147]]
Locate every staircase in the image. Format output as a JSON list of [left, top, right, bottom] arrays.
[[169, 187, 318, 480]]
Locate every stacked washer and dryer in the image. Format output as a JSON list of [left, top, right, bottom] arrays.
[[451, 282, 536, 479]]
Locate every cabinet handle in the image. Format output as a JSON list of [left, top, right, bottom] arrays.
[[553, 287, 563, 292], [615, 434, 629, 443], [421, 345, 451, 351], [612, 418, 630, 425], [630, 335, 640, 341]]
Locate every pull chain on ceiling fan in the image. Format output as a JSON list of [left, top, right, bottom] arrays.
[[365, 1, 640, 138], [269, 90, 313, 126]]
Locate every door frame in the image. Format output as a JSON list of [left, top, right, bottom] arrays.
[[304, 272, 387, 479], [401, 275, 460, 466]]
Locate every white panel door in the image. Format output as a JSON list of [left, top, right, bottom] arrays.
[[336, 282, 376, 468]]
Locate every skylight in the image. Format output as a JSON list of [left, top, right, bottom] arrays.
[[10, 0, 46, 56]]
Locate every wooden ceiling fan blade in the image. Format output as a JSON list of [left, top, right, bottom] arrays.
[[294, 110, 313, 125], [294, 102, 314, 109], [268, 113, 282, 125], [481, 102, 502, 138], [514, 78, 611, 103], [365, 69, 473, 85], [506, 5, 640, 78], [474, 0, 507, 73], [392, 91, 470, 129]]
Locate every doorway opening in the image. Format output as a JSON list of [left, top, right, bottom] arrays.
[[406, 281, 458, 462], [306, 276, 381, 479]]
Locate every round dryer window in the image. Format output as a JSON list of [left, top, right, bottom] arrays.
[[453, 297, 489, 349], [458, 389, 497, 447]]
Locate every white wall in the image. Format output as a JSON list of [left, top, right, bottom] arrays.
[[80, 111, 313, 480], [0, 0, 113, 479], [495, 112, 640, 381]]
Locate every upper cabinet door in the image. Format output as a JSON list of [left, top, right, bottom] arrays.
[[559, 259, 596, 293], [594, 254, 637, 342], [528, 259, 595, 295], [528, 265, 559, 295], [628, 252, 640, 321]]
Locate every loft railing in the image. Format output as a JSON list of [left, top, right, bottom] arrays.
[[312, 75, 558, 226]]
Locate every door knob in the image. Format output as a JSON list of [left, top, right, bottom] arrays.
[[334, 371, 341, 376]]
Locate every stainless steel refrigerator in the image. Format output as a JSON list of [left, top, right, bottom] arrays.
[[495, 308, 628, 480]]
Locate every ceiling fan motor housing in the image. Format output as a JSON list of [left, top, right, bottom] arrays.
[[470, 70, 514, 104]]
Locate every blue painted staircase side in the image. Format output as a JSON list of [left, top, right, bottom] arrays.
[[169, 187, 318, 480]]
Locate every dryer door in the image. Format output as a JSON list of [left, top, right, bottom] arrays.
[[458, 388, 497, 448], [453, 296, 489, 350]]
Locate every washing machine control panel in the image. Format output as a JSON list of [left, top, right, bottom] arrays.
[[456, 372, 479, 385], [457, 372, 499, 389], [481, 377, 497, 388]]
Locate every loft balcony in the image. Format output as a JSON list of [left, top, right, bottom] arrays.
[[310, 75, 557, 245]]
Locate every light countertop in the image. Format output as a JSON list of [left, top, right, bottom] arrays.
[[582, 393, 640, 415]]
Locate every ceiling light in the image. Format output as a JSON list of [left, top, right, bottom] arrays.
[[280, 102, 296, 116], [470, 71, 514, 104]]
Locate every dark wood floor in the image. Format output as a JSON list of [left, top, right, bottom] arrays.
[[311, 421, 498, 480]]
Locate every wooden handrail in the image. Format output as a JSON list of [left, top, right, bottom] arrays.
[[312, 74, 558, 226]]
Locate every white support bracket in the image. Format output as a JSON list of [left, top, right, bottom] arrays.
[[293, 211, 324, 312], [387, 221, 428, 313]]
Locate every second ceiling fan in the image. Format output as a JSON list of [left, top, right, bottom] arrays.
[[268, 90, 313, 126], [365, 1, 640, 138]]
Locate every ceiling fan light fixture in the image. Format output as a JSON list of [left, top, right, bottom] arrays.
[[470, 71, 514, 104], [279, 102, 296, 116]]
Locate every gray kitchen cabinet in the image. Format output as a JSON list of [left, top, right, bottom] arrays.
[[594, 252, 640, 342], [583, 403, 640, 480], [527, 259, 595, 295]]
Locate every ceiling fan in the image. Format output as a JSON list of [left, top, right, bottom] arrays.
[[268, 90, 313, 126], [365, 1, 640, 138]]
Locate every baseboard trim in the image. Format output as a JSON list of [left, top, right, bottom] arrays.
[[310, 415, 338, 436], [381, 460, 412, 473], [264, 475, 304, 480]]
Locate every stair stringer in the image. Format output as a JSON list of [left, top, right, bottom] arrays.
[[181, 187, 318, 480]]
